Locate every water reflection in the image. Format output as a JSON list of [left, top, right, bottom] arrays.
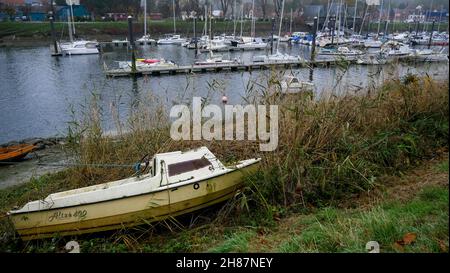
[[0, 44, 448, 144]]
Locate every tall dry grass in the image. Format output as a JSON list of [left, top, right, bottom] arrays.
[[60, 73, 448, 212]]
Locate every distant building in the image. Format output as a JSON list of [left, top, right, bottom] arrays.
[[28, 11, 45, 20], [149, 12, 162, 20], [103, 12, 128, 21], [426, 10, 449, 22], [212, 10, 223, 18], [57, 4, 90, 21], [406, 14, 425, 23], [65, 0, 80, 5]]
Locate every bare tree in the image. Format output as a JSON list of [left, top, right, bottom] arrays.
[[220, 0, 232, 17], [257, 0, 269, 19], [273, 0, 283, 17], [230, 0, 242, 19]]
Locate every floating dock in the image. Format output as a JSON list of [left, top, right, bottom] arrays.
[[104, 59, 349, 77], [99, 40, 156, 50]]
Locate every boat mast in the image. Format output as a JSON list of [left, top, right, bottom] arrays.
[[352, 0, 358, 32], [67, 9, 73, 43], [233, 0, 237, 37], [172, 0, 176, 34], [437, 6, 443, 32], [322, 0, 331, 32], [144, 0, 147, 37], [209, 5, 213, 58], [377, 0, 383, 38], [276, 0, 285, 53], [343, 2, 348, 36], [203, 5, 207, 37], [337, 0, 342, 44], [69, 0, 76, 36], [289, 8, 293, 34], [359, 3, 369, 36], [240, 3, 243, 37], [423, 0, 433, 33], [384, 0, 390, 37], [209, 5, 212, 41], [251, 0, 255, 38]]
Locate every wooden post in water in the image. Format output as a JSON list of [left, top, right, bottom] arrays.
[[49, 13, 58, 54], [127, 16, 136, 74], [331, 16, 336, 45], [311, 17, 318, 62], [310, 16, 318, 82], [49, 0, 58, 55], [428, 20, 435, 49], [194, 17, 197, 57], [271, 17, 275, 55]]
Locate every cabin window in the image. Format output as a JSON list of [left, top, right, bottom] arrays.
[[168, 157, 211, 176]]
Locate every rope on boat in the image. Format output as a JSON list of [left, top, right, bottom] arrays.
[[0, 161, 146, 176]]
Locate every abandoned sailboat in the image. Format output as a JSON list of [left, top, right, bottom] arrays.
[[8, 147, 260, 240]]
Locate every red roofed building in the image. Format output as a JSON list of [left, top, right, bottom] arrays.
[[0, 0, 25, 6]]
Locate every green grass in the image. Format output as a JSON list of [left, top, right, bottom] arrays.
[[208, 230, 256, 253], [436, 159, 449, 173], [0, 76, 447, 253], [366, 21, 448, 33], [277, 186, 449, 253]]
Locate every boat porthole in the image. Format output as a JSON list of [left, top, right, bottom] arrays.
[[193, 183, 200, 190]]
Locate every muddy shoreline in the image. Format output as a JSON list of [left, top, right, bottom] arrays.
[[0, 137, 70, 189]]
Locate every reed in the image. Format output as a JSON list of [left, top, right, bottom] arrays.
[[0, 71, 448, 252], [58, 72, 449, 214]]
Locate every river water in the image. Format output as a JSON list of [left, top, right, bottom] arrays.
[[0, 43, 448, 144]]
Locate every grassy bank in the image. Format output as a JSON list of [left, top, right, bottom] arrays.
[[366, 21, 449, 34], [0, 74, 448, 252], [0, 20, 273, 40], [1, 20, 447, 41], [1, 158, 447, 253]]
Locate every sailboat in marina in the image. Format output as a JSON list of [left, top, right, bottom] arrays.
[[253, 0, 303, 63], [279, 9, 293, 42], [234, 0, 268, 50], [196, 6, 239, 65], [58, 2, 99, 55], [157, 0, 187, 45], [136, 0, 156, 45]]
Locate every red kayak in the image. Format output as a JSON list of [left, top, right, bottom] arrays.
[[140, 59, 160, 64]]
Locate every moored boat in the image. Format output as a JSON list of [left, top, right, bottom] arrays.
[[0, 144, 37, 162], [280, 75, 315, 94], [8, 146, 261, 240]]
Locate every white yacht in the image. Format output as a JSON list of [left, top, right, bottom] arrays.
[[157, 34, 187, 45], [60, 40, 99, 55], [195, 52, 240, 65], [381, 41, 413, 57], [253, 52, 304, 63], [280, 76, 315, 94], [136, 35, 156, 45], [364, 38, 383, 48], [318, 46, 363, 56], [235, 37, 268, 50], [136, 0, 155, 45]]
